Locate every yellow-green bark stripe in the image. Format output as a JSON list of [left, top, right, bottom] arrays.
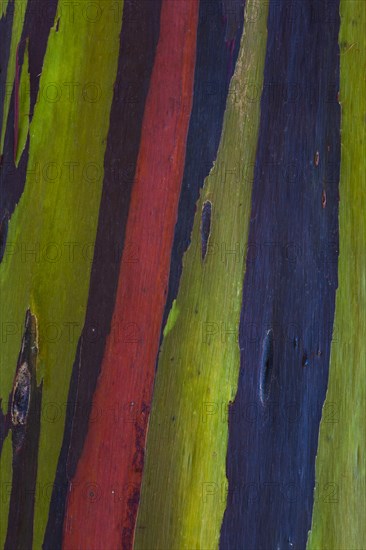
[[307, 1, 366, 548]]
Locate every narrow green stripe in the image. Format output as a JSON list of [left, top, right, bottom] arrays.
[[307, 1, 366, 548], [0, 0, 28, 153], [1, 0, 9, 19], [135, 2, 269, 548], [0, 2, 123, 547], [15, 38, 29, 166]]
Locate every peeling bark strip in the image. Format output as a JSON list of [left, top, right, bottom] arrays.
[[220, 1, 341, 548], [63, 1, 199, 548], [43, 1, 162, 546], [4, 309, 43, 550]]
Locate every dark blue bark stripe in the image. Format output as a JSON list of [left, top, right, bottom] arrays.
[[162, 0, 244, 332], [220, 1, 340, 549]]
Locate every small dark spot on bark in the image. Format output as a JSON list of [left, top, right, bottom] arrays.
[[357, 445, 361, 466], [201, 201, 212, 260], [259, 329, 274, 404], [322, 189, 327, 208], [302, 353, 309, 367], [132, 408, 148, 473]]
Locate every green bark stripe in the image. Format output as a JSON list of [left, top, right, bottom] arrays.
[[307, 1, 366, 548], [0, 0, 28, 154], [15, 38, 29, 166], [0, 2, 123, 547], [135, 1, 269, 549], [1, 0, 9, 19]]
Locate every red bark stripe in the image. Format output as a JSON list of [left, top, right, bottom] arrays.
[[62, 1, 199, 548]]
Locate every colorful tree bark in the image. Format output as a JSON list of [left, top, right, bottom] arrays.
[[0, 0, 364, 549]]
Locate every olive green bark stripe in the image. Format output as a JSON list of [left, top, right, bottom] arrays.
[[15, 37, 29, 166], [0, 2, 123, 548], [135, 1, 269, 549], [1, 0, 9, 19], [0, 0, 28, 153], [307, 2, 366, 548]]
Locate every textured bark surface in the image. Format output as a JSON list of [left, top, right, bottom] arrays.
[[0, 1, 364, 549]]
